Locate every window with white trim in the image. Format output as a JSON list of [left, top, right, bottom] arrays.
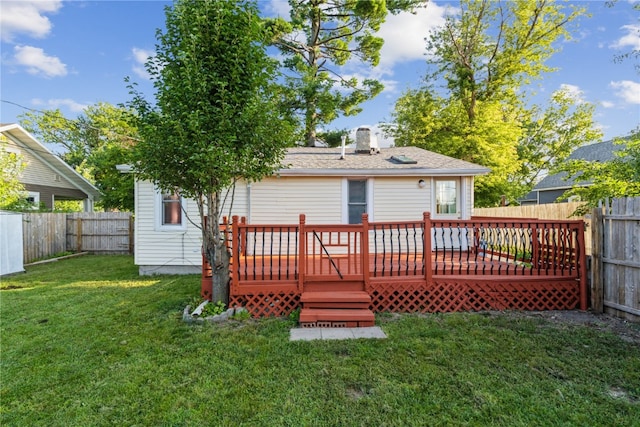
[[435, 179, 458, 215], [156, 189, 186, 231], [348, 179, 367, 224]]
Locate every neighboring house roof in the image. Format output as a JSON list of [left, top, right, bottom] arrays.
[[532, 139, 624, 192], [0, 123, 101, 201], [279, 146, 490, 177]]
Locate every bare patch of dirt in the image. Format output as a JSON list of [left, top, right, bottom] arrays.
[[497, 310, 640, 346]]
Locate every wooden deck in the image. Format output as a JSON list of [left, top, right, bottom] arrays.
[[202, 213, 588, 320]]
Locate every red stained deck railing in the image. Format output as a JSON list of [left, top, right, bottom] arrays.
[[202, 213, 587, 317]]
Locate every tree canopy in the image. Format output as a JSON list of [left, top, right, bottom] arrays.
[[266, 0, 424, 146], [388, 0, 589, 206], [128, 0, 296, 304], [19, 103, 137, 211]]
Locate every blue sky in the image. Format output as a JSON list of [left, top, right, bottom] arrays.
[[1, 0, 638, 146]]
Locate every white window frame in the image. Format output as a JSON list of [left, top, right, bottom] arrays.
[[432, 178, 460, 218], [341, 178, 374, 224], [26, 191, 40, 210], [155, 188, 187, 232]]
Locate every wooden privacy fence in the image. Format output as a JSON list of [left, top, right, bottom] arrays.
[[591, 197, 640, 321], [203, 213, 587, 317], [474, 202, 591, 255], [22, 212, 133, 263]]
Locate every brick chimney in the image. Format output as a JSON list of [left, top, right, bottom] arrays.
[[355, 127, 380, 154]]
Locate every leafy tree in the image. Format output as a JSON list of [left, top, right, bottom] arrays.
[[317, 129, 352, 148], [0, 142, 26, 209], [127, 0, 296, 304], [512, 87, 602, 198], [389, 0, 586, 206], [559, 128, 640, 214], [266, 0, 424, 146], [19, 103, 137, 211]]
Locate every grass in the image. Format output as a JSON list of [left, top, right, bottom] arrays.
[[1, 255, 639, 426]]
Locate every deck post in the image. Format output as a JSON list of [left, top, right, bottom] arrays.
[[361, 213, 370, 292], [423, 212, 433, 284], [298, 214, 306, 293], [231, 216, 240, 296]]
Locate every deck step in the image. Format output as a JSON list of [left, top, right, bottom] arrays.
[[301, 291, 371, 309], [299, 308, 375, 328]]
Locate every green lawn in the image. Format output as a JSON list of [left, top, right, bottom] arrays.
[[1, 255, 638, 426]]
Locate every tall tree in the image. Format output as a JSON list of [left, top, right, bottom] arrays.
[[512, 87, 602, 197], [266, 0, 424, 146], [19, 103, 137, 211], [127, 0, 295, 304], [389, 0, 586, 206], [559, 128, 640, 214]]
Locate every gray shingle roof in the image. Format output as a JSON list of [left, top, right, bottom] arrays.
[[278, 146, 490, 176], [533, 140, 625, 190]]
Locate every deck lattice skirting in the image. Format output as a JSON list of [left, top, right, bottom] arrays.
[[203, 213, 588, 318]]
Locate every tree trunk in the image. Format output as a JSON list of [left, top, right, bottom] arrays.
[[200, 191, 230, 305]]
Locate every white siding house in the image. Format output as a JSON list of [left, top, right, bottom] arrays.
[[130, 145, 489, 275], [0, 123, 100, 211]]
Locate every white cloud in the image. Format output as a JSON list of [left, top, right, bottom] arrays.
[[600, 100, 615, 108], [0, 1, 62, 42], [610, 24, 640, 51], [264, 0, 290, 17], [557, 83, 585, 103], [131, 47, 154, 80], [378, 2, 448, 68], [13, 45, 67, 78], [610, 80, 640, 104], [32, 98, 88, 113]]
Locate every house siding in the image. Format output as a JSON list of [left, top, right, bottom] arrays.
[[250, 176, 342, 224], [135, 180, 248, 274], [10, 140, 78, 191], [373, 177, 431, 221]]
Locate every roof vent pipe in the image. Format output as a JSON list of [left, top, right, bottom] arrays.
[[340, 134, 346, 160]]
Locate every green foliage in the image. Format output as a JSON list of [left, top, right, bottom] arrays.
[[201, 300, 227, 317], [128, 0, 296, 303], [512, 87, 602, 199], [288, 307, 301, 322], [317, 129, 352, 148], [266, 0, 423, 146], [19, 103, 137, 211], [559, 128, 640, 214], [0, 144, 26, 209], [389, 0, 589, 207]]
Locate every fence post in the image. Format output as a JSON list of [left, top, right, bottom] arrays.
[[590, 207, 604, 313], [128, 214, 134, 255], [576, 221, 588, 311], [298, 214, 306, 293], [76, 216, 83, 252], [423, 212, 433, 283], [361, 213, 370, 292]]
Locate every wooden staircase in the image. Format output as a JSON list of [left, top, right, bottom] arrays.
[[299, 291, 375, 328]]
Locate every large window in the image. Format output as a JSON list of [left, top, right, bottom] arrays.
[[348, 179, 367, 224], [435, 179, 458, 215]]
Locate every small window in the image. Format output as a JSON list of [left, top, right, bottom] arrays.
[[435, 179, 457, 214], [348, 180, 367, 224], [162, 191, 182, 225]]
